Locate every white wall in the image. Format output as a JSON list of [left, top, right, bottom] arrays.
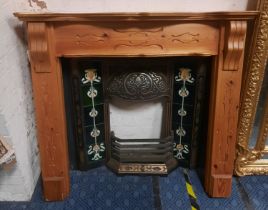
[[17, 0, 254, 12], [0, 0, 255, 201], [0, 1, 40, 201]]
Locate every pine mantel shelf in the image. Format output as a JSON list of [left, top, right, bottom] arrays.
[[14, 11, 258, 21], [14, 12, 258, 201]]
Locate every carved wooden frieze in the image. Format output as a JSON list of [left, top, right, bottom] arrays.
[[27, 22, 51, 73], [107, 71, 170, 101], [223, 21, 247, 71], [54, 22, 219, 56], [171, 32, 200, 43]]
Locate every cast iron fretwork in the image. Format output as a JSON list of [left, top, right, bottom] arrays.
[[107, 71, 170, 101]]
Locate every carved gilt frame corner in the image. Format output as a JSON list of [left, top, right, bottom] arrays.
[[235, 0, 268, 176]]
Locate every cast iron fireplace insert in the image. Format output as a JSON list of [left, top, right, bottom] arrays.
[[62, 57, 210, 174]]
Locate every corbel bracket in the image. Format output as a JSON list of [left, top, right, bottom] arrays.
[[28, 22, 51, 73], [223, 21, 247, 71]]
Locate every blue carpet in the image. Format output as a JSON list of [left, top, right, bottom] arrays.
[[0, 166, 268, 210], [159, 168, 191, 209], [188, 170, 246, 210], [65, 168, 154, 210], [238, 176, 268, 210], [0, 166, 154, 210]]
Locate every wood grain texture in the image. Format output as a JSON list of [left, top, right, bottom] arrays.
[[223, 21, 247, 71], [14, 12, 258, 22], [54, 22, 219, 57], [28, 22, 50, 73], [16, 12, 253, 199], [28, 22, 70, 201], [204, 21, 247, 197]]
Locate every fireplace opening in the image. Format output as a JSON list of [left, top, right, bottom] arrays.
[[61, 57, 210, 174], [109, 99, 169, 165], [103, 59, 175, 173], [109, 99, 163, 139]]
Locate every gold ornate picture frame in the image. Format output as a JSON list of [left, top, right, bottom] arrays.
[[235, 0, 268, 176]]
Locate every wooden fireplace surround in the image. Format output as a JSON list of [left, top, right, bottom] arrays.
[[14, 12, 258, 200]]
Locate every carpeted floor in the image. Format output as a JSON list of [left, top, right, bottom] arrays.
[[0, 166, 267, 210]]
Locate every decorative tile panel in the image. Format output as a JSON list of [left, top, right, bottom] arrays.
[[80, 67, 106, 165], [172, 59, 209, 167], [64, 60, 106, 170], [173, 68, 195, 165], [84, 124, 106, 161]]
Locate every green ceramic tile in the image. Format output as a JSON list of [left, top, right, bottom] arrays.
[[81, 84, 103, 106]]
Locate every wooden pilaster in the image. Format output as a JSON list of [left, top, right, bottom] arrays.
[[205, 21, 247, 197], [28, 22, 70, 201]]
